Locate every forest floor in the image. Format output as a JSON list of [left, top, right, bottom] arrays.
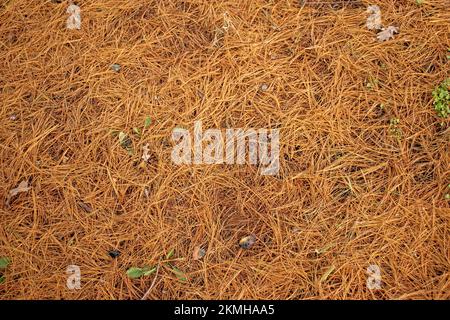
[[0, 0, 449, 299]]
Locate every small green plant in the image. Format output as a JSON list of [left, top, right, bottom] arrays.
[[132, 127, 141, 136], [389, 118, 402, 139], [126, 266, 157, 279], [164, 249, 186, 282], [132, 116, 152, 138], [170, 266, 187, 281], [166, 248, 175, 260], [118, 131, 134, 155], [0, 257, 10, 269], [144, 116, 152, 129], [432, 78, 450, 119], [0, 257, 11, 284], [365, 77, 379, 90], [111, 116, 151, 155], [126, 249, 186, 282]]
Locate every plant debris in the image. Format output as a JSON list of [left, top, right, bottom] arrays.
[[239, 234, 256, 249], [366, 5, 382, 31], [366, 5, 399, 42], [377, 26, 399, 42], [320, 265, 336, 283], [166, 248, 175, 260], [315, 243, 334, 255], [6, 180, 31, 207], [76, 200, 92, 213], [212, 12, 234, 47], [193, 246, 206, 260], [111, 63, 121, 72], [66, 4, 81, 30], [142, 143, 151, 162], [118, 131, 133, 154], [170, 265, 187, 282], [260, 83, 269, 92], [144, 186, 151, 198]]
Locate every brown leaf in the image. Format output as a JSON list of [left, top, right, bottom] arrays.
[[239, 234, 256, 249], [366, 5, 382, 31], [77, 201, 92, 213], [193, 246, 206, 260], [377, 26, 399, 42], [142, 143, 151, 162], [6, 180, 31, 206]]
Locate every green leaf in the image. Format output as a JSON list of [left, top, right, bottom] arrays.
[[171, 266, 187, 282], [0, 257, 10, 269], [117, 131, 134, 154], [0, 275, 4, 284], [432, 78, 450, 119], [126, 267, 144, 279], [143, 266, 157, 276], [133, 127, 141, 136], [144, 116, 152, 128], [166, 249, 175, 260]]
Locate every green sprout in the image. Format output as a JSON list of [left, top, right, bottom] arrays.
[[389, 118, 402, 139], [126, 266, 157, 279], [0, 257, 11, 284], [432, 78, 450, 119]]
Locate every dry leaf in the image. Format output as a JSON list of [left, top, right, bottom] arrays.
[[142, 143, 150, 162], [61, 155, 69, 163], [138, 161, 146, 170], [260, 83, 269, 92], [77, 201, 92, 213], [366, 5, 382, 31], [66, 4, 81, 30], [193, 246, 206, 260], [377, 26, 399, 42], [6, 180, 31, 206], [144, 187, 150, 198], [212, 12, 234, 47]]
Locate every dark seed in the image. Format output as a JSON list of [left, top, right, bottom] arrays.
[[108, 250, 120, 258]]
